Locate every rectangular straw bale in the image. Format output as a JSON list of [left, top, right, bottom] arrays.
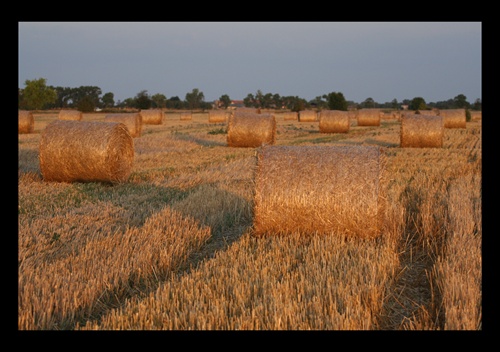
[[180, 112, 192, 120], [253, 145, 386, 238], [282, 111, 298, 121], [298, 110, 318, 122], [39, 120, 134, 183], [357, 109, 381, 126], [208, 110, 231, 123], [140, 109, 164, 125], [227, 111, 276, 148], [318, 110, 350, 133], [400, 114, 444, 148], [59, 109, 83, 121], [439, 108, 466, 128], [18, 110, 34, 134], [104, 113, 142, 138]]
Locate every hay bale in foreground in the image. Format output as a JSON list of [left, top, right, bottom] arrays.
[[59, 109, 82, 121], [140, 109, 163, 125], [227, 112, 276, 147], [39, 120, 134, 183], [299, 110, 318, 122], [357, 109, 381, 126], [208, 110, 231, 123], [282, 111, 298, 121], [318, 110, 350, 133], [18, 110, 34, 134], [253, 145, 386, 238], [400, 114, 444, 148], [104, 113, 142, 138], [439, 109, 466, 128]]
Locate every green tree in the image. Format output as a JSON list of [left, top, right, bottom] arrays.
[[77, 95, 96, 112], [219, 94, 231, 109], [323, 92, 348, 111], [101, 92, 115, 108], [360, 97, 376, 109], [453, 94, 469, 109], [135, 90, 152, 110], [409, 97, 427, 111], [151, 93, 167, 109], [185, 88, 205, 109], [21, 78, 57, 110]]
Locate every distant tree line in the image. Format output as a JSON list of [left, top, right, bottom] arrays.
[[18, 78, 482, 112]]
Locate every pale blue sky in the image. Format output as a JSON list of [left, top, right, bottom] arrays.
[[18, 21, 481, 104]]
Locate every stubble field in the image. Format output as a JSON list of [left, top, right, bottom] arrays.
[[18, 110, 482, 330]]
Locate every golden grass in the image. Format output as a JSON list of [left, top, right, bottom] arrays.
[[18, 111, 482, 330], [59, 109, 83, 121]]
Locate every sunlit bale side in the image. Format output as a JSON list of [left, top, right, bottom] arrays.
[[104, 113, 143, 138], [39, 120, 134, 183], [282, 111, 298, 121], [298, 110, 318, 122], [357, 109, 381, 126], [59, 109, 83, 121], [400, 114, 444, 148], [253, 145, 387, 238], [318, 110, 350, 133], [140, 109, 164, 125], [18, 110, 34, 134], [227, 111, 276, 148], [439, 109, 466, 128]]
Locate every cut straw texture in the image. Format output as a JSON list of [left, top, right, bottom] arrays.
[[282, 111, 298, 121], [180, 112, 192, 120], [253, 145, 387, 238], [439, 109, 466, 128], [59, 109, 83, 121], [104, 113, 143, 138], [208, 110, 231, 123], [318, 110, 350, 133], [39, 120, 134, 183], [400, 114, 444, 148], [357, 109, 381, 126], [18, 110, 34, 134], [227, 111, 276, 148], [140, 109, 163, 125], [299, 110, 318, 122]]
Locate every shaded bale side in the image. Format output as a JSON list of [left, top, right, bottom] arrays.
[[318, 110, 350, 133], [298, 110, 318, 122], [104, 113, 142, 138], [439, 109, 466, 128], [357, 109, 381, 126], [208, 110, 230, 123], [282, 111, 298, 121], [400, 114, 444, 148], [39, 120, 134, 183], [18, 110, 34, 134], [227, 112, 276, 148], [253, 145, 387, 238], [140, 109, 163, 125], [180, 112, 193, 120], [59, 109, 83, 121]]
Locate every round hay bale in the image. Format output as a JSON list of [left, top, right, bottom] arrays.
[[39, 120, 134, 183], [357, 109, 381, 126], [298, 110, 317, 122], [282, 111, 298, 121], [18, 110, 34, 134], [253, 145, 387, 238], [104, 113, 142, 138], [180, 112, 192, 120], [208, 110, 230, 123], [59, 109, 82, 121], [318, 110, 350, 133], [400, 114, 444, 148], [227, 112, 276, 148], [140, 109, 163, 125], [439, 109, 466, 128]]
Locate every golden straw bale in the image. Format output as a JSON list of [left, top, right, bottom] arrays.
[[59, 109, 83, 121], [104, 113, 142, 138], [180, 112, 192, 120], [318, 110, 350, 133], [227, 111, 276, 148], [439, 109, 466, 128], [298, 110, 318, 122], [39, 120, 134, 183], [140, 109, 163, 125], [208, 110, 231, 123], [470, 111, 482, 120], [282, 111, 298, 121], [18, 110, 34, 134], [357, 109, 381, 126], [253, 145, 387, 238], [400, 114, 444, 148]]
